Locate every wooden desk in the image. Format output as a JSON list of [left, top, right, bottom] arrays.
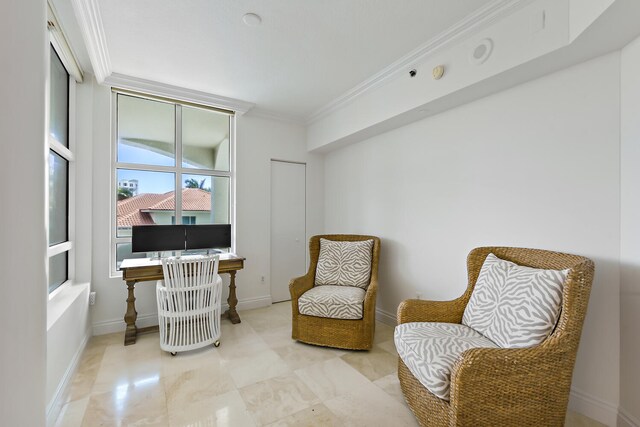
[[120, 254, 245, 346]]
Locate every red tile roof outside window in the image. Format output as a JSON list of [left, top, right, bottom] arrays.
[[117, 188, 211, 227]]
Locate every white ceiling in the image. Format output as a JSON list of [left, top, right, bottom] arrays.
[[95, 0, 494, 119]]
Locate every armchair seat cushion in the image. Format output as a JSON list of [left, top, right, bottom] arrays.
[[394, 322, 498, 401], [298, 285, 366, 320]]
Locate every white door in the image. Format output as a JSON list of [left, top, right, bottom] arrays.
[[270, 160, 306, 303]]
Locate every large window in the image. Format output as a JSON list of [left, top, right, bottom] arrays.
[[48, 45, 74, 293], [112, 91, 233, 273]]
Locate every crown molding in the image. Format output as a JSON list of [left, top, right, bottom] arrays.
[[244, 108, 306, 125], [306, 0, 534, 125], [71, 0, 110, 83], [71, 0, 534, 122], [105, 73, 255, 114], [70, 0, 254, 113]]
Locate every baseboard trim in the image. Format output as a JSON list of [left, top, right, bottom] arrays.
[[92, 313, 159, 336], [376, 307, 397, 326], [229, 295, 273, 311], [92, 296, 273, 335], [568, 386, 618, 426], [46, 329, 91, 427], [619, 407, 640, 427]]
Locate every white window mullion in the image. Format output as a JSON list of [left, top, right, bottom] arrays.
[[229, 115, 236, 253], [48, 241, 73, 257], [175, 105, 183, 223], [49, 139, 74, 161], [67, 76, 76, 283], [110, 91, 119, 276], [114, 163, 177, 174]]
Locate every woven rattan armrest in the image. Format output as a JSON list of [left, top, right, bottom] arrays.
[[363, 276, 378, 308], [289, 272, 314, 300], [397, 297, 467, 325], [448, 342, 570, 425]]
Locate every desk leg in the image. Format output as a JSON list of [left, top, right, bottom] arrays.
[[124, 280, 138, 345], [223, 271, 241, 324]]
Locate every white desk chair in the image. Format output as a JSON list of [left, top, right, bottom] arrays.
[[157, 255, 222, 355]]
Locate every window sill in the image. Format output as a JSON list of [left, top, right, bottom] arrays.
[[47, 281, 90, 331], [48, 279, 72, 301]]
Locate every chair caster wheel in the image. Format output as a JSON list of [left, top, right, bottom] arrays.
[[214, 340, 220, 347], [171, 352, 177, 356]]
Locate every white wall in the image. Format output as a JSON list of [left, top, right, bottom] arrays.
[[0, 0, 48, 425], [91, 83, 133, 334], [235, 114, 324, 305], [90, 101, 324, 333], [324, 53, 621, 425], [619, 35, 640, 427]]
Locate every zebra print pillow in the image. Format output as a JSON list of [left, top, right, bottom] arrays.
[[462, 253, 569, 348], [315, 238, 374, 289]]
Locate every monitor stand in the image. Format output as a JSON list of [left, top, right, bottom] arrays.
[[149, 251, 179, 260]]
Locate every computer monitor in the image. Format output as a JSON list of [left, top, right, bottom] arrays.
[[131, 225, 186, 253], [185, 224, 231, 250]]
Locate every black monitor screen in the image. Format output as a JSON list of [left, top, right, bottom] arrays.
[[186, 224, 231, 250], [131, 225, 186, 253]]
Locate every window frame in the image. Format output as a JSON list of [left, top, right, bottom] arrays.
[[110, 90, 236, 277], [47, 44, 76, 297]]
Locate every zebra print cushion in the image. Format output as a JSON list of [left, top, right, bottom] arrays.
[[298, 285, 366, 319], [462, 253, 569, 348], [394, 322, 498, 401], [314, 239, 374, 289]]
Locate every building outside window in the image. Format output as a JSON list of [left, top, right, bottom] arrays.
[[112, 91, 234, 273], [48, 44, 74, 293], [172, 216, 197, 225]]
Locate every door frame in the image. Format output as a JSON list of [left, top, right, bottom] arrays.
[[269, 159, 307, 303]]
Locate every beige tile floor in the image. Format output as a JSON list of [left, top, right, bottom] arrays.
[[55, 302, 606, 427]]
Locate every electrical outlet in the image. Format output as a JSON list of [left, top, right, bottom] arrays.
[[416, 292, 422, 300], [261, 276, 265, 283], [89, 292, 96, 306]]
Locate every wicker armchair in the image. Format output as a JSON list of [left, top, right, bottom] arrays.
[[290, 234, 381, 350], [397, 247, 594, 427]]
